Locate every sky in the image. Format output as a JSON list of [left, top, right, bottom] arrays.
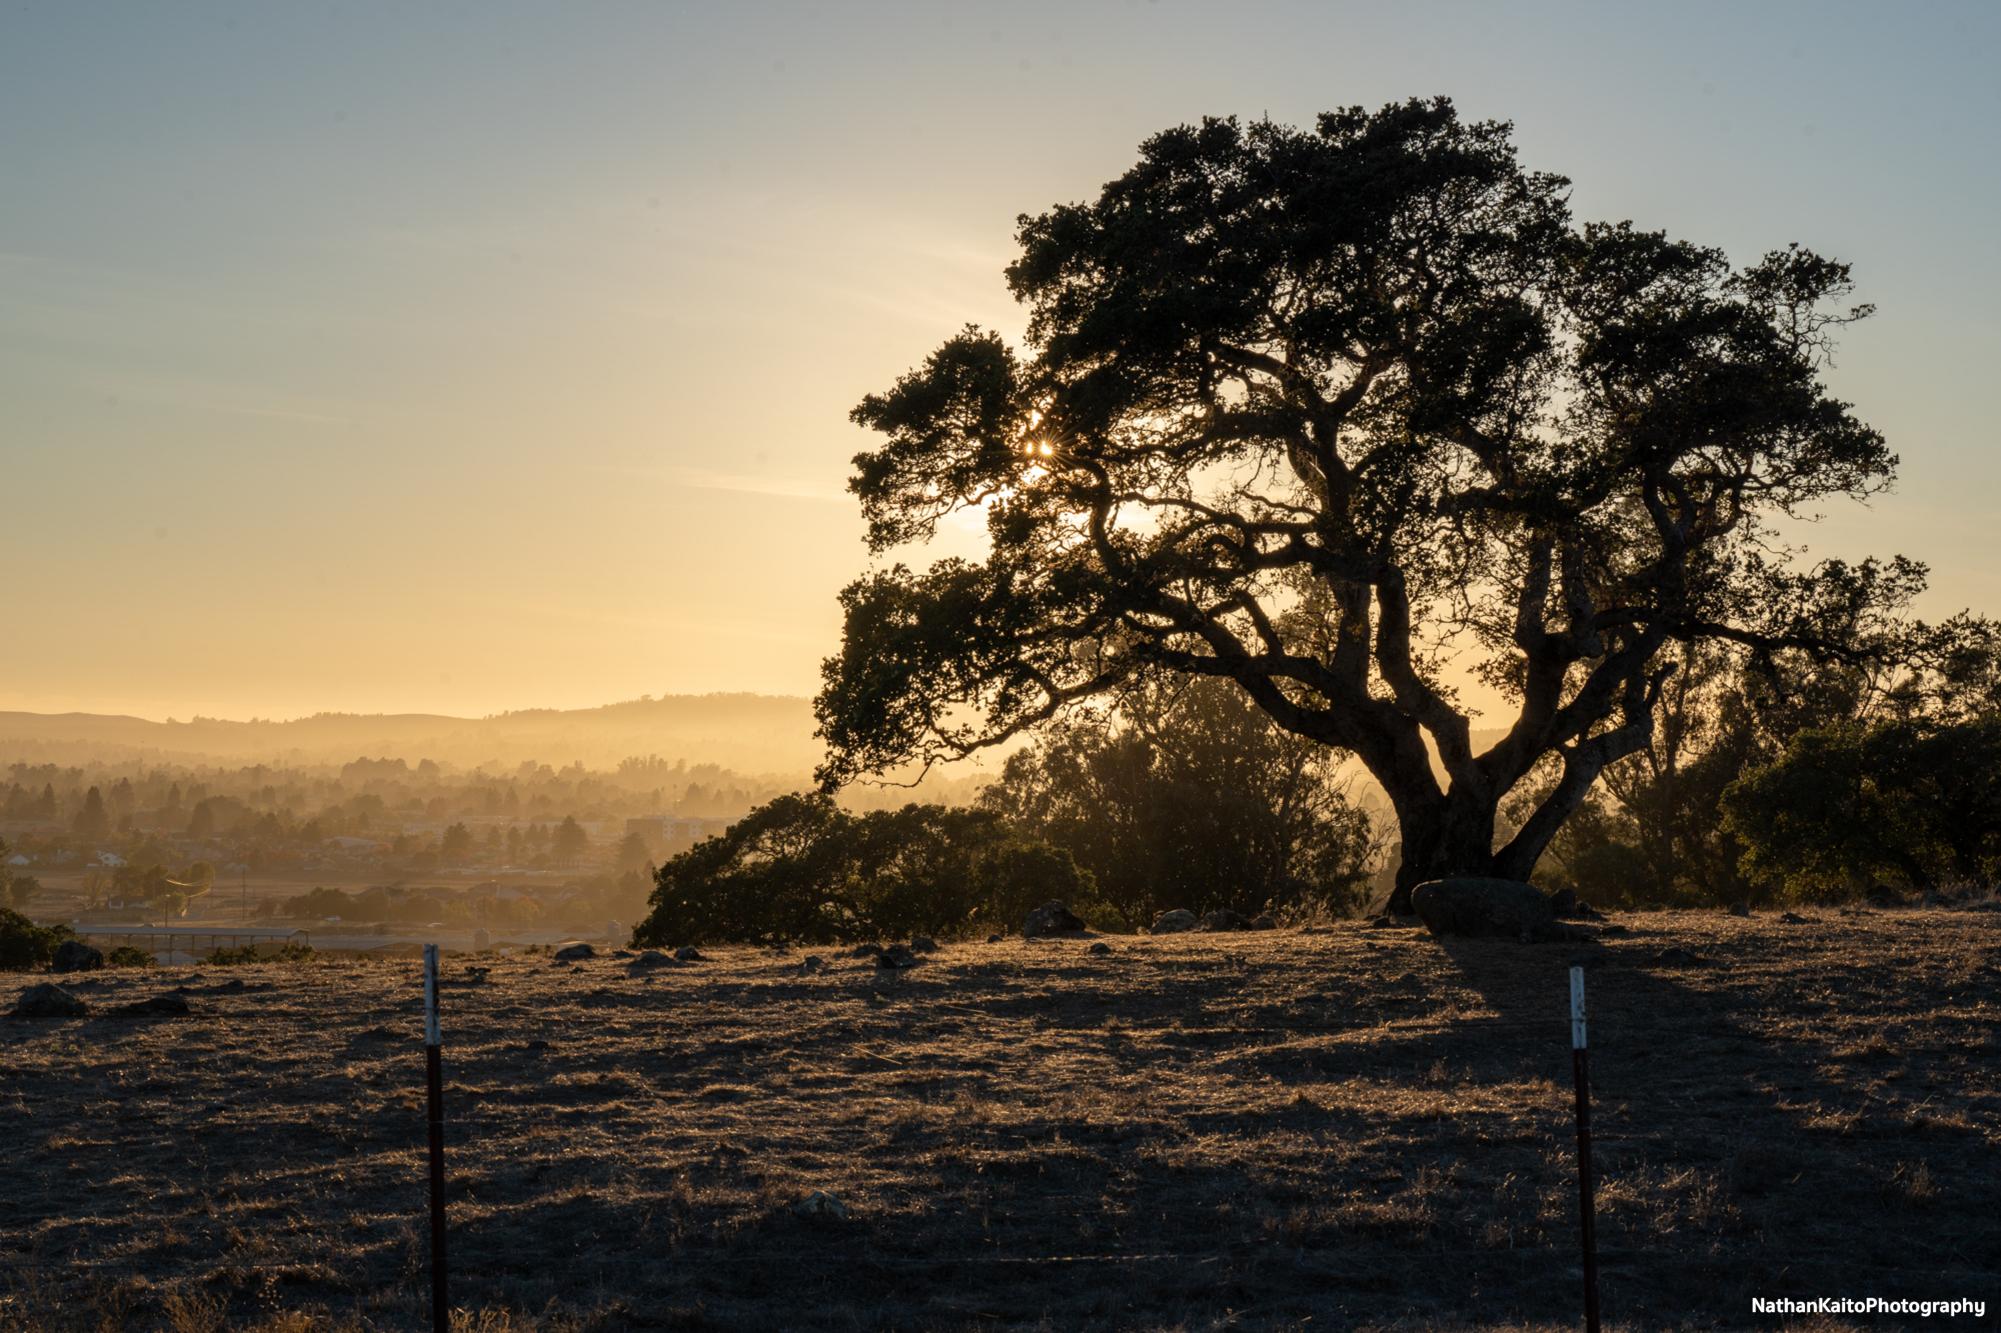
[[3, 1, 1998, 721]]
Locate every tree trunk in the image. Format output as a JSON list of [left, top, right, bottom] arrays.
[[1384, 790, 1503, 914]]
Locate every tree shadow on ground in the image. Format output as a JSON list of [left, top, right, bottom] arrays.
[[1429, 917, 1998, 1327]]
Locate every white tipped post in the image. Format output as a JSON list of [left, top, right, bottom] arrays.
[[1570, 965, 1587, 1051], [1569, 964, 1600, 1332], [423, 944, 449, 1329]]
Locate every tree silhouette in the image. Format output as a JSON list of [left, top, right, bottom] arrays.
[[817, 99, 1922, 909], [552, 815, 589, 866], [73, 786, 111, 844]]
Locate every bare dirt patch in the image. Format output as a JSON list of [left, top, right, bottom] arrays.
[[2, 910, 1996, 1330]]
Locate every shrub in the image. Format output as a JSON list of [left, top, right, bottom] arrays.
[[1723, 717, 2001, 900], [980, 679, 1379, 924], [106, 945, 156, 967], [634, 793, 1101, 946], [0, 907, 74, 970], [208, 941, 315, 966]]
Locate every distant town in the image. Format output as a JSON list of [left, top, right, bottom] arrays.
[[0, 753, 780, 959]]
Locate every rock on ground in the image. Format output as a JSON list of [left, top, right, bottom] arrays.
[[553, 942, 596, 961], [9, 983, 89, 1018], [629, 950, 675, 971], [793, 1190, 849, 1220], [1022, 901, 1087, 939], [1411, 878, 1576, 943], [1151, 909, 1198, 934], [1200, 909, 1251, 932], [50, 940, 104, 974]]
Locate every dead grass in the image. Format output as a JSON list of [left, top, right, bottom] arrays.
[[2, 909, 1997, 1330]]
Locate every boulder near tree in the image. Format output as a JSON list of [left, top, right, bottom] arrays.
[[817, 98, 1922, 911]]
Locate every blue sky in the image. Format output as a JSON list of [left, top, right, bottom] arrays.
[[3, 1, 1996, 717]]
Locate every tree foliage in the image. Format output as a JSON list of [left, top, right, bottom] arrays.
[[817, 98, 1921, 904], [0, 838, 39, 910], [633, 794, 1098, 946], [979, 678, 1378, 924], [1523, 621, 2001, 906], [1723, 717, 2001, 899], [0, 907, 72, 971]]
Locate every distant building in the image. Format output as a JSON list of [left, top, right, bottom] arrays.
[[624, 816, 730, 854]]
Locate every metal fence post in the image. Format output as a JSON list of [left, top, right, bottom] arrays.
[[1570, 964, 1600, 1333], [424, 943, 450, 1330]]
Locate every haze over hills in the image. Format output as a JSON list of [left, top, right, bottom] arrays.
[[0, 694, 826, 775], [0, 694, 1510, 814]]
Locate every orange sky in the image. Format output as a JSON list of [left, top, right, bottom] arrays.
[[4, 3, 1996, 722]]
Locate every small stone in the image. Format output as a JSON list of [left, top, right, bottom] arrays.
[[553, 942, 596, 961], [1727, 902, 1752, 918], [114, 992, 191, 1018], [908, 935, 938, 953], [1087, 942, 1112, 956], [1248, 914, 1278, 931], [1779, 911, 1809, 924], [629, 950, 674, 971], [875, 944, 920, 970], [850, 943, 884, 958], [673, 946, 705, 963], [9, 983, 89, 1019], [1199, 909, 1251, 932], [1151, 909, 1198, 934], [985, 933, 1004, 944], [798, 955, 827, 973], [792, 1190, 848, 1220]]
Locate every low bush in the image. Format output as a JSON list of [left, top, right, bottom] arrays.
[[208, 941, 315, 966], [0, 907, 73, 970], [634, 793, 1104, 946]]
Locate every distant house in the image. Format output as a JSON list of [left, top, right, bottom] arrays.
[[93, 851, 127, 869], [4, 853, 29, 868]]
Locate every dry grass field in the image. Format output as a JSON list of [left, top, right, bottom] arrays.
[[3, 909, 1997, 1331]]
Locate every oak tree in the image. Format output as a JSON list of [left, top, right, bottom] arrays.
[[818, 99, 1917, 909]]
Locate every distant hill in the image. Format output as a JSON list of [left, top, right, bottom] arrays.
[[0, 694, 824, 775]]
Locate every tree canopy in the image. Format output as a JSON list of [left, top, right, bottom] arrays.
[[979, 677, 1378, 923], [817, 98, 1925, 904], [1724, 716, 2001, 899], [633, 794, 1098, 945]]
